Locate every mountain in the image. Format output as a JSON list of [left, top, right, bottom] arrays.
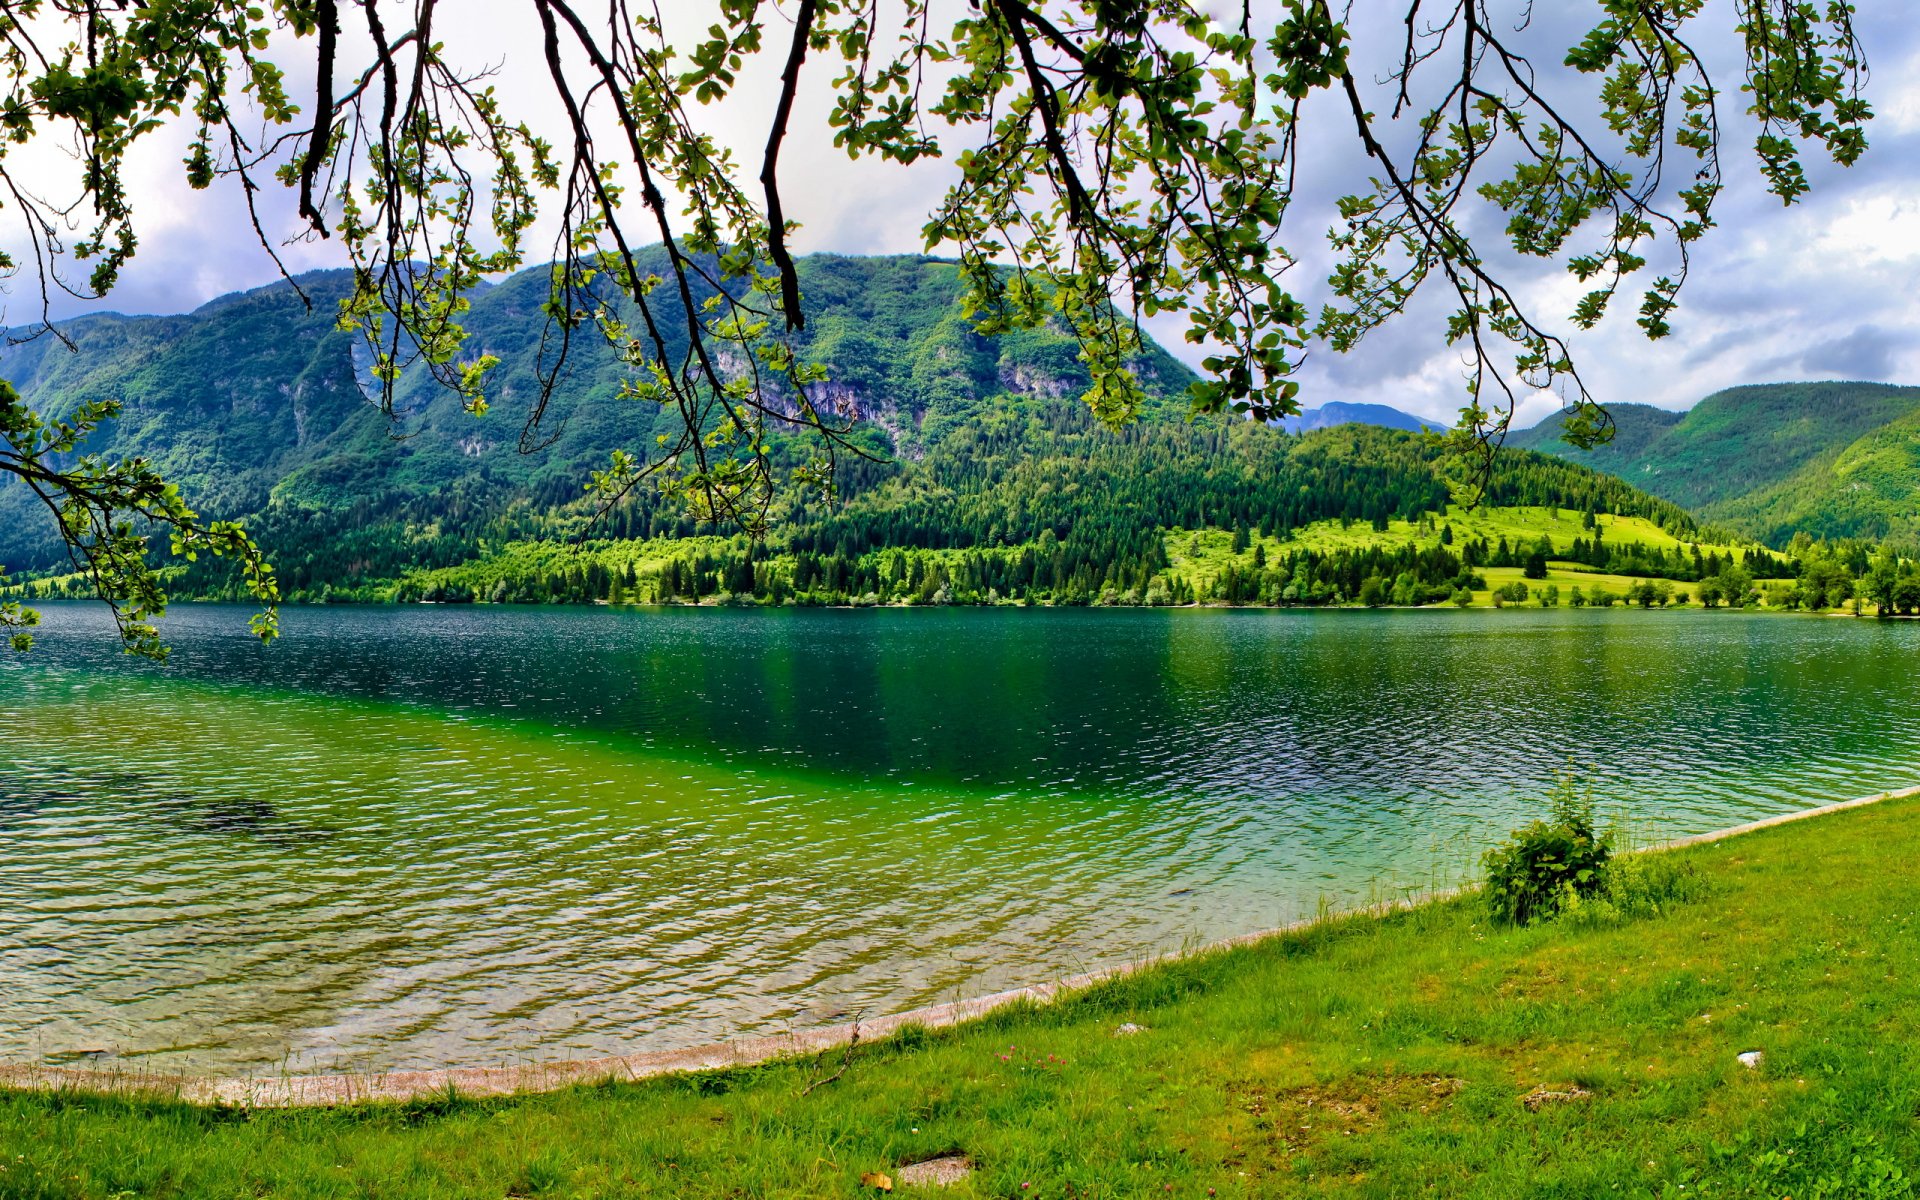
[[1508, 402, 1684, 464], [1710, 404, 1920, 546], [1274, 402, 1439, 435], [1512, 382, 1920, 545], [1, 252, 1712, 603], [0, 253, 1194, 572]]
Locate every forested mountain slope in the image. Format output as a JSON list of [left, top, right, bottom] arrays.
[[0, 253, 1191, 572], [0, 252, 1710, 607], [247, 415, 1719, 610], [1706, 404, 1920, 545], [1510, 402, 1683, 465], [1513, 382, 1920, 545]]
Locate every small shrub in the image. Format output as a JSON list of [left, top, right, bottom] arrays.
[[1483, 779, 1611, 925], [1599, 847, 1704, 917], [1556, 853, 1704, 929], [1485, 783, 1711, 928]]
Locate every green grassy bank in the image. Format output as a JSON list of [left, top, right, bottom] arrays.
[[8, 797, 1920, 1198]]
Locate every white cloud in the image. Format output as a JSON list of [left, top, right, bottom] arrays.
[[1880, 45, 1920, 135], [3, 1, 1916, 435]]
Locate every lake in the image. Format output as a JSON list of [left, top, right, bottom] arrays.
[[4, 603, 1918, 1074]]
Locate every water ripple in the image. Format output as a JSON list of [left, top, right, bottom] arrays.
[[2, 604, 1919, 1072]]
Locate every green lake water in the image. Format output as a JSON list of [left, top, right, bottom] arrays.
[[4, 603, 1918, 1073]]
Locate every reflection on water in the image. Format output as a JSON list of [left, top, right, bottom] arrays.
[[3, 604, 1918, 1072]]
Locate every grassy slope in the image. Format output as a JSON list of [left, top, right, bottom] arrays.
[[1469, 565, 1704, 606], [1513, 383, 1920, 545], [1271, 506, 1722, 556], [1163, 507, 1775, 605], [9, 796, 1920, 1198]]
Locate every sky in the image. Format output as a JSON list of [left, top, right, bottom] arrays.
[[7, 1, 1919, 431]]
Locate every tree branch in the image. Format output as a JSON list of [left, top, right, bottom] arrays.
[[762, 0, 818, 332], [297, 0, 339, 236]]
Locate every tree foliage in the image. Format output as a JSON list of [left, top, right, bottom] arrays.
[[0, 0, 1875, 646], [0, 382, 278, 655]]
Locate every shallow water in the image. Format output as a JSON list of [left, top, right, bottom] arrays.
[[4, 603, 1917, 1072]]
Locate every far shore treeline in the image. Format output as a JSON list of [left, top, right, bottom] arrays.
[[8, 417, 1916, 616]]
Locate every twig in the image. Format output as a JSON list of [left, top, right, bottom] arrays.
[[799, 1019, 862, 1097]]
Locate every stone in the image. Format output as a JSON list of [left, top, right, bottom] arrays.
[[1113, 1022, 1147, 1037], [1520, 1085, 1592, 1111], [896, 1156, 972, 1187], [1737, 1050, 1764, 1069]]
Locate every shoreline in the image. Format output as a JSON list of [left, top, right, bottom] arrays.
[[7, 781, 1918, 1109], [14, 595, 1907, 616]]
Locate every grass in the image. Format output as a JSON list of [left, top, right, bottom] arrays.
[[9, 795, 1920, 1197], [1468, 565, 1793, 608], [1476, 563, 1656, 599], [1163, 506, 1758, 602], [1280, 505, 1733, 556], [1163, 507, 1796, 610]]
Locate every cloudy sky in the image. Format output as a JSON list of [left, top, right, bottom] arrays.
[[10, 1, 1919, 431]]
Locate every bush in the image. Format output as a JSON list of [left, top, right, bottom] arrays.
[[1484, 780, 1708, 927], [1483, 779, 1611, 925]]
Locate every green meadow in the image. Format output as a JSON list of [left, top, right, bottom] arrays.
[[1161, 507, 1786, 608]]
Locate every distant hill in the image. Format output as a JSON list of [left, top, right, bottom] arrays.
[[1710, 404, 1920, 546], [1274, 402, 1439, 435], [0, 251, 1712, 602], [1512, 382, 1920, 545], [1509, 402, 1683, 464]]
